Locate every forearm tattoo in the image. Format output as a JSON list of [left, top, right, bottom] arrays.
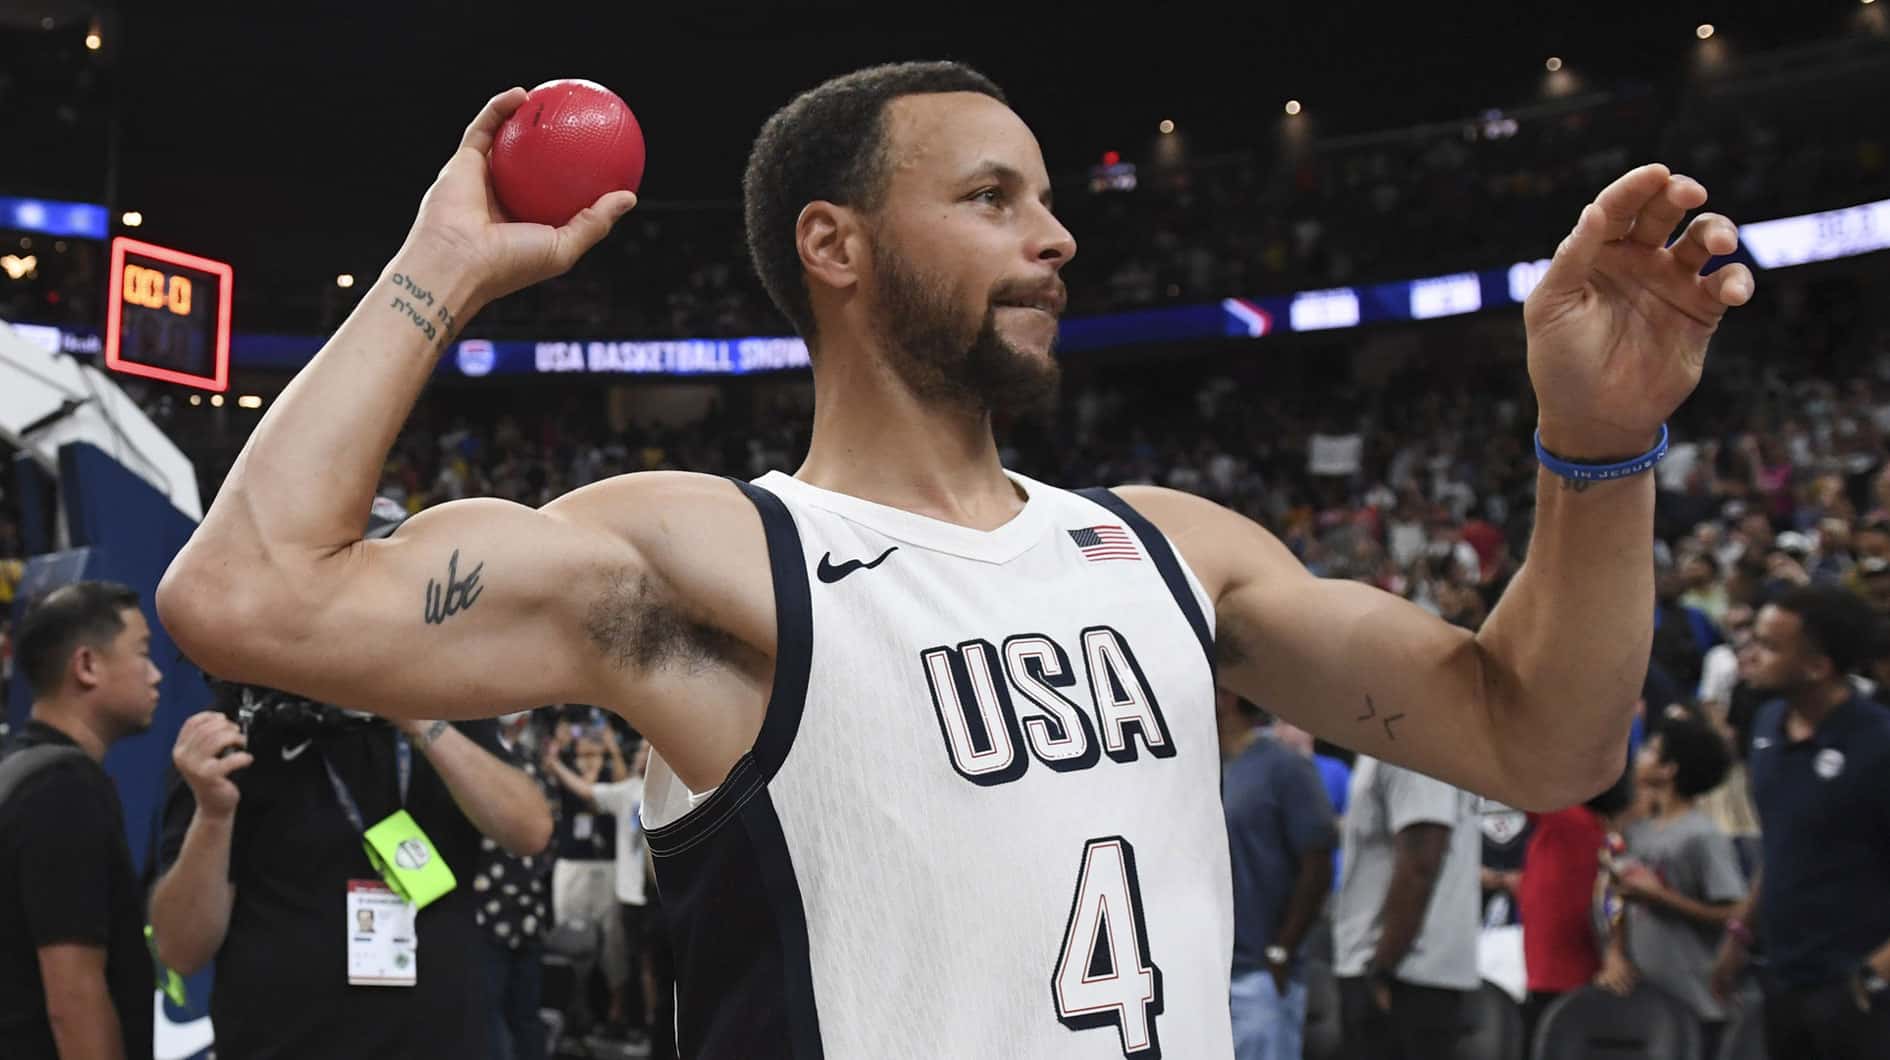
[[1356, 693, 1405, 742], [424, 548, 486, 625], [387, 272, 460, 349]]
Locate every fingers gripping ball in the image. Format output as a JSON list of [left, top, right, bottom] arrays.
[[489, 79, 645, 227]]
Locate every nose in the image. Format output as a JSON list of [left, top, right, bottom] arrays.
[[1027, 202, 1077, 268]]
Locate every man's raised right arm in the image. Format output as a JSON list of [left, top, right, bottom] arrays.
[[157, 88, 642, 719]]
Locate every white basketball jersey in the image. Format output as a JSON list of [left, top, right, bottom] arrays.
[[643, 469, 1235, 1059]]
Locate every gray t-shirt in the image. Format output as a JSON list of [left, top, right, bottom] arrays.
[[1624, 810, 1746, 1021], [1332, 756, 1482, 990]]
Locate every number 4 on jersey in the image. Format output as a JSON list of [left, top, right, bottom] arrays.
[[1052, 836, 1164, 1057]]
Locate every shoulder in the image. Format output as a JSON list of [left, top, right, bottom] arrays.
[[545, 471, 775, 652], [1, 755, 108, 837], [1679, 811, 1732, 846], [1099, 485, 1302, 601], [544, 470, 759, 551]]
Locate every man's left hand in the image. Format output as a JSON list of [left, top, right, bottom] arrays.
[[1524, 164, 1755, 457]]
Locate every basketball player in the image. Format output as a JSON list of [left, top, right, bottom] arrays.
[[158, 62, 1755, 1058]]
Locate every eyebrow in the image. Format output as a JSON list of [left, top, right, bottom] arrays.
[[963, 160, 1054, 210]]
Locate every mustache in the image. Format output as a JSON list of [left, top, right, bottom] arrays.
[[989, 279, 1067, 317]]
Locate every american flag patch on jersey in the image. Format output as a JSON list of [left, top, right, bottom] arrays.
[[1068, 525, 1140, 562]]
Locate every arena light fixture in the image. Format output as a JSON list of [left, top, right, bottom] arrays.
[[336, 273, 355, 288], [1284, 99, 1303, 116], [189, 395, 202, 406], [84, 32, 101, 50], [210, 394, 224, 407], [121, 211, 142, 227], [1545, 56, 1564, 71], [1158, 119, 1175, 134], [1696, 23, 1715, 39], [237, 395, 263, 409]]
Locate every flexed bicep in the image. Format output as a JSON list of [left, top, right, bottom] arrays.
[[160, 494, 646, 721]]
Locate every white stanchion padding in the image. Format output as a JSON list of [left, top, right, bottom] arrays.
[[0, 317, 202, 521]]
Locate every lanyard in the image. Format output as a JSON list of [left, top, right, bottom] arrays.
[[322, 733, 412, 834]]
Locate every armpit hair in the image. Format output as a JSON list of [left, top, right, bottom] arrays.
[[585, 567, 738, 675], [1215, 610, 1256, 669]]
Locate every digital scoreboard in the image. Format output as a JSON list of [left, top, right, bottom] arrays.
[[104, 236, 233, 391]]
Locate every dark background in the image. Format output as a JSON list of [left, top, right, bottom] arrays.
[[1, 1, 1868, 321]]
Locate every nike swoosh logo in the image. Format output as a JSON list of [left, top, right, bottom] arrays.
[[817, 546, 899, 583], [153, 992, 215, 1060], [281, 739, 312, 761]]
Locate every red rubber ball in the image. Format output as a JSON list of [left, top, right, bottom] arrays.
[[489, 79, 645, 227]]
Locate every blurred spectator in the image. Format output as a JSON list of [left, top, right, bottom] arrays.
[[1269, 717, 1351, 893], [476, 710, 563, 1060], [543, 721, 656, 1041], [540, 710, 638, 1040], [1333, 756, 1482, 1060], [0, 582, 161, 1060], [1513, 757, 1636, 1046], [1217, 690, 1338, 1060], [1712, 585, 1890, 1058], [1600, 713, 1744, 1057]]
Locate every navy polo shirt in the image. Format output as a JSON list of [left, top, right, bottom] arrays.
[[1223, 737, 1339, 976], [1747, 695, 1890, 988]]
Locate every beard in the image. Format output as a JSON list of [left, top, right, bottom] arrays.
[[867, 245, 1061, 419]]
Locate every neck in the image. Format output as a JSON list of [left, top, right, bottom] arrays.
[[1788, 679, 1852, 729], [1219, 721, 1263, 762], [795, 343, 1022, 531], [1653, 788, 1693, 820], [28, 702, 110, 761]]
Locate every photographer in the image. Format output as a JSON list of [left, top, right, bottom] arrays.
[[148, 498, 552, 1059], [147, 681, 552, 1059]]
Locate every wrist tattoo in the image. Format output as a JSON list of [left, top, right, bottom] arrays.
[[387, 272, 461, 349], [1559, 476, 1595, 493], [424, 548, 486, 625], [422, 720, 450, 747]]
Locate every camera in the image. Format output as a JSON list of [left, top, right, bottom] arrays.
[[206, 674, 385, 739]]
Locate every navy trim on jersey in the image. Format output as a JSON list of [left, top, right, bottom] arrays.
[[645, 477, 822, 1059], [1076, 488, 1216, 675], [653, 784, 824, 1058], [741, 478, 816, 778]]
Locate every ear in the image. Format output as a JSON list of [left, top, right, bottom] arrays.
[[796, 201, 863, 295], [70, 644, 103, 692], [1805, 655, 1836, 685]]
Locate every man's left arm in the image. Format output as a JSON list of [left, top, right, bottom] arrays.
[[1131, 166, 1754, 811], [403, 719, 553, 856]]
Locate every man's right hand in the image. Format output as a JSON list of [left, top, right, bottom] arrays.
[[400, 88, 638, 310], [1710, 936, 1749, 1003], [172, 711, 252, 819]]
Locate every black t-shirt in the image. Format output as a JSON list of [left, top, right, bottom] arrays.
[[157, 719, 507, 1059], [0, 721, 155, 1060]]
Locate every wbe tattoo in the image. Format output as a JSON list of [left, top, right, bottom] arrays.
[[1355, 693, 1405, 742], [424, 548, 486, 625], [388, 273, 460, 348]]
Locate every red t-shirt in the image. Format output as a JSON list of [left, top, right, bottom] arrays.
[[1518, 807, 1607, 993]]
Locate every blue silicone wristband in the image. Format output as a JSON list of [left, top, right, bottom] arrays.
[[1534, 423, 1669, 482]]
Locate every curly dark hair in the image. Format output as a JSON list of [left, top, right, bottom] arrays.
[[1652, 713, 1732, 799], [741, 60, 1008, 345]]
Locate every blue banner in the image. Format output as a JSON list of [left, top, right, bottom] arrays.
[[22, 193, 1877, 380], [0, 195, 110, 240]]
